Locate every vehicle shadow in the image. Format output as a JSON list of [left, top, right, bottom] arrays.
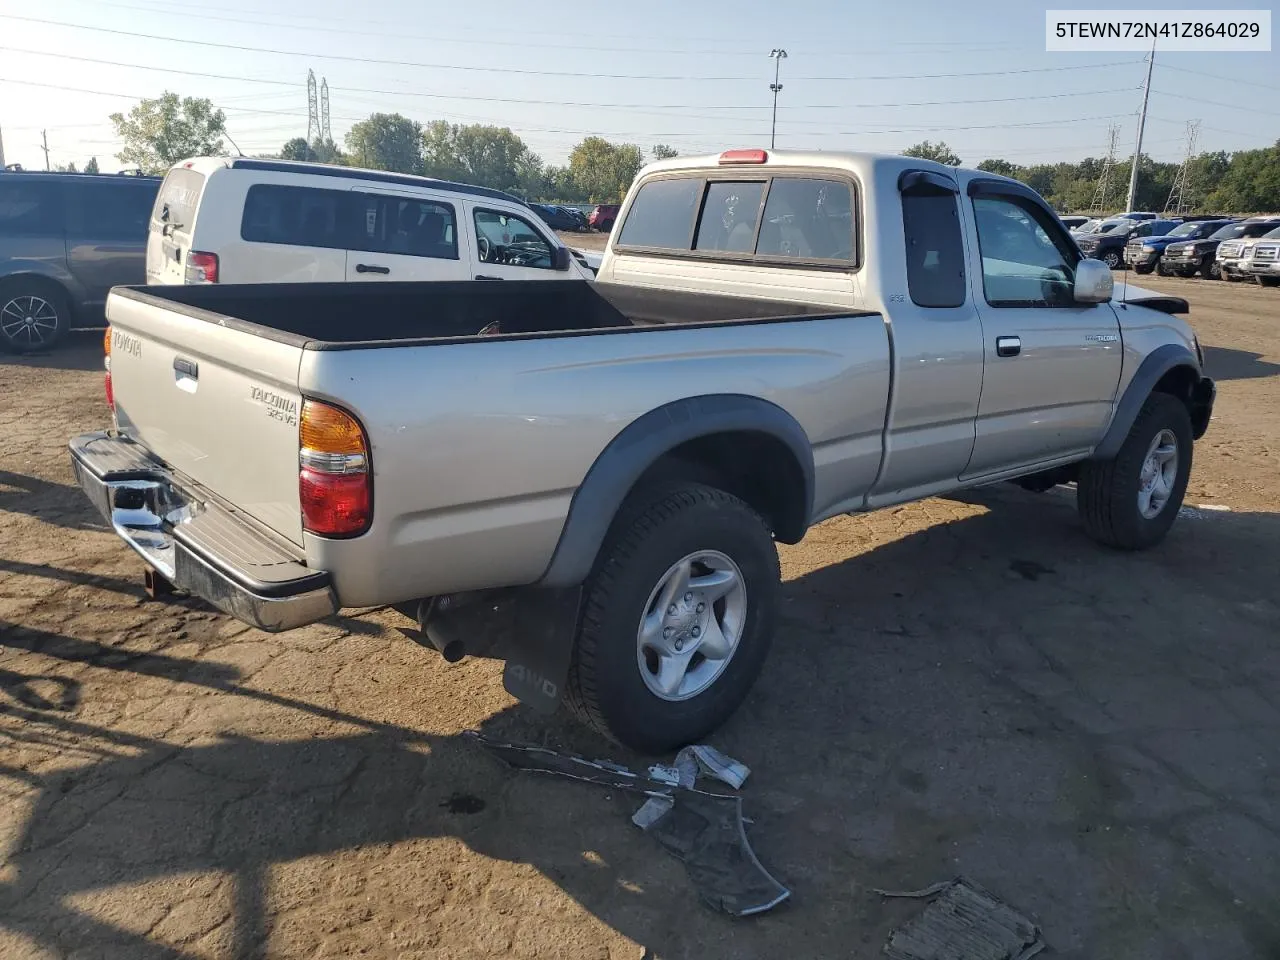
[[0, 470, 108, 532], [3, 487, 1279, 958], [0, 329, 106, 373], [1201, 345, 1280, 382]]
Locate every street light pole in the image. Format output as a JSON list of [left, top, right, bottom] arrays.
[[769, 48, 787, 149]]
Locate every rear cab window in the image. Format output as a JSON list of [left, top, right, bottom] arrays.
[[616, 173, 857, 265]]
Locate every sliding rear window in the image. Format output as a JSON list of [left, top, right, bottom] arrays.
[[617, 174, 857, 265]]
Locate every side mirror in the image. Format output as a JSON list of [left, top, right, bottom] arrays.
[[1074, 258, 1113, 303], [553, 246, 572, 271]]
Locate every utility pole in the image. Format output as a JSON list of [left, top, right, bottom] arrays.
[[0, 121, 6, 169], [1164, 120, 1201, 215], [320, 77, 331, 143], [769, 49, 787, 149], [306, 69, 319, 146], [1125, 39, 1155, 213], [40, 130, 50, 171], [1091, 124, 1121, 213]]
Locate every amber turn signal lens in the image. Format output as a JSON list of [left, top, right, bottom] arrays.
[[104, 327, 112, 355], [300, 399, 366, 456]]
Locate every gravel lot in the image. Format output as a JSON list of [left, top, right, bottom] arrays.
[[2, 273, 1279, 959]]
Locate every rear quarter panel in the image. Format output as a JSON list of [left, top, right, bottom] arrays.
[[299, 317, 890, 606]]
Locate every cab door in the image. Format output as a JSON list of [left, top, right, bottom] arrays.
[[465, 203, 569, 280], [344, 189, 466, 282], [961, 183, 1123, 478]]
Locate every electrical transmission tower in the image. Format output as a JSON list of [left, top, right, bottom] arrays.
[[306, 70, 320, 145], [1090, 124, 1121, 214], [320, 78, 331, 143], [1164, 120, 1201, 216]]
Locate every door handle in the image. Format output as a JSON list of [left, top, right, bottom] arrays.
[[173, 356, 198, 378], [996, 336, 1021, 358], [355, 263, 390, 275], [475, 275, 504, 280]]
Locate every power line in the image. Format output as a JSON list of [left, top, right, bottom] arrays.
[[0, 47, 1138, 117], [0, 17, 1142, 82], [27, 0, 1025, 59], [1156, 62, 1280, 92]]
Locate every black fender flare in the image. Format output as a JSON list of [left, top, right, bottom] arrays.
[[537, 394, 814, 588], [1091, 343, 1201, 461]]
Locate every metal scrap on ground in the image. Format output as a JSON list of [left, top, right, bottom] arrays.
[[467, 731, 790, 917], [875, 877, 1045, 960]]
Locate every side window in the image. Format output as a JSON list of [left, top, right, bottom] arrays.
[[901, 187, 966, 308], [68, 183, 157, 241], [356, 195, 458, 260], [694, 181, 765, 253], [0, 181, 63, 237], [756, 178, 855, 261], [473, 209, 554, 268], [240, 184, 350, 250], [972, 196, 1078, 307], [617, 178, 703, 249]]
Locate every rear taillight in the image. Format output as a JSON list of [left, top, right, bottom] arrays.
[[103, 326, 114, 412], [298, 399, 371, 537], [185, 251, 219, 284]]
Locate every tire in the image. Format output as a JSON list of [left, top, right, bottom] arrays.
[[1077, 392, 1193, 551], [1157, 262, 1172, 277], [1222, 270, 1239, 283], [0, 277, 69, 353], [598, 220, 614, 234], [566, 483, 780, 754], [1133, 264, 1153, 275], [1200, 260, 1220, 280], [1256, 276, 1280, 288], [1102, 251, 1122, 269]]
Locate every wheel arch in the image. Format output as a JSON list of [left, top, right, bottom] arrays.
[[0, 268, 83, 320], [537, 394, 814, 588], [1092, 344, 1203, 460]]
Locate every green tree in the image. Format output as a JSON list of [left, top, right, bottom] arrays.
[[419, 121, 543, 194], [56, 162, 79, 173], [280, 137, 318, 162], [312, 137, 345, 165], [976, 158, 1020, 178], [344, 113, 423, 173], [84, 156, 99, 174], [1203, 142, 1280, 213], [568, 137, 644, 202], [651, 144, 679, 160], [902, 140, 961, 166], [109, 92, 226, 174]]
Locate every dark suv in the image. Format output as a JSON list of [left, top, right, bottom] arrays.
[[0, 171, 161, 352], [1076, 218, 1182, 269]]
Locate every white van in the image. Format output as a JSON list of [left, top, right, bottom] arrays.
[[145, 157, 596, 286]]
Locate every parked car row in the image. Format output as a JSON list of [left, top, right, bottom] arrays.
[[0, 164, 605, 352], [1065, 209, 1280, 287]]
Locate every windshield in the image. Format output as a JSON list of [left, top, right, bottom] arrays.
[[1097, 219, 1132, 234], [1165, 222, 1201, 238], [1263, 226, 1280, 240]]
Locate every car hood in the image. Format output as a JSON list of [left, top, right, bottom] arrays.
[[1111, 278, 1189, 316]]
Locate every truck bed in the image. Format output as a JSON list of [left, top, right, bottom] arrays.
[[102, 279, 890, 605], [113, 280, 856, 347]]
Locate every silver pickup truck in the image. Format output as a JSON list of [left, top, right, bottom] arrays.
[[71, 151, 1216, 753]]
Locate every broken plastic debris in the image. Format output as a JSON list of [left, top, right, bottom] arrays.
[[468, 731, 787, 917], [876, 877, 1045, 960]]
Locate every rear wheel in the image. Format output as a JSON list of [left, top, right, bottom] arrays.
[[566, 483, 780, 754], [0, 278, 69, 353], [1133, 264, 1153, 275], [1077, 393, 1193, 550], [598, 220, 614, 234], [1200, 259, 1220, 280]]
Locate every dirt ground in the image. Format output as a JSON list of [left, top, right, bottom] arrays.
[[2, 273, 1279, 959]]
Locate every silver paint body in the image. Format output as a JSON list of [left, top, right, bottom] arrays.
[[105, 151, 1200, 609]]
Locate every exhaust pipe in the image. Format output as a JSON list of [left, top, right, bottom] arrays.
[[405, 595, 472, 663]]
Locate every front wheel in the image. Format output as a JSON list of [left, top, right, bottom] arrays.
[[566, 483, 780, 754], [1200, 260, 1220, 280], [1077, 393, 1193, 550], [1102, 251, 1122, 269], [1134, 264, 1153, 275], [1256, 276, 1280, 288]]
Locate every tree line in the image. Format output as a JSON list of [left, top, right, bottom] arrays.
[[903, 139, 1280, 214], [102, 93, 1280, 214]]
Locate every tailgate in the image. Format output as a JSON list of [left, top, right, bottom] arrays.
[[107, 291, 306, 546]]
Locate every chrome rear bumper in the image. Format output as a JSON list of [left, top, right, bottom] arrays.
[[69, 431, 337, 632]]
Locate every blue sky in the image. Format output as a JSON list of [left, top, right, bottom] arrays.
[[0, 0, 1275, 173]]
